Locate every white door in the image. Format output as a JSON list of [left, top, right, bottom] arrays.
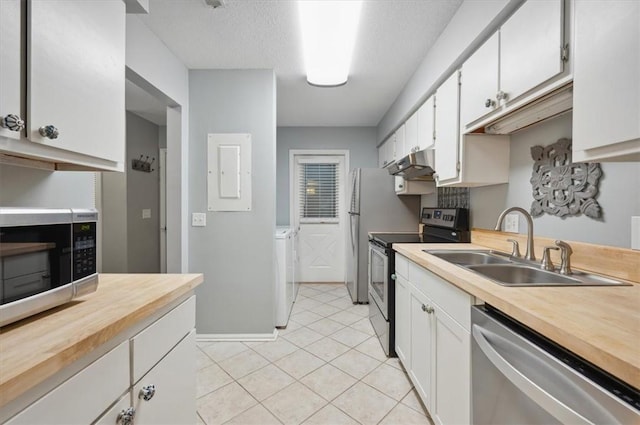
[[292, 153, 347, 283]]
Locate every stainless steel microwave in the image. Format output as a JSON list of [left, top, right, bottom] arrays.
[[0, 208, 98, 327]]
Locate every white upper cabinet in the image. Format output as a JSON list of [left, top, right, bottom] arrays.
[[404, 111, 419, 155], [435, 71, 510, 187], [434, 71, 460, 183], [460, 33, 499, 128], [0, 0, 125, 171], [572, 0, 640, 162], [499, 0, 564, 105], [378, 135, 395, 168], [395, 124, 407, 159], [417, 95, 435, 151], [460, 0, 565, 130], [0, 0, 23, 141]]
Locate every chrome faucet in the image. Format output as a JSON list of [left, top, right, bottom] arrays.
[[495, 207, 536, 261]]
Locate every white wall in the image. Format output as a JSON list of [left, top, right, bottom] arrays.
[[189, 70, 277, 335], [377, 0, 523, 143], [276, 127, 378, 225], [470, 113, 640, 248]]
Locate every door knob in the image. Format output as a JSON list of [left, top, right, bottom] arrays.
[[1, 114, 25, 132], [39, 125, 59, 139]]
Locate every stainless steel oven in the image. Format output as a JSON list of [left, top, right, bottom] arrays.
[[0, 208, 99, 327], [368, 207, 470, 357]]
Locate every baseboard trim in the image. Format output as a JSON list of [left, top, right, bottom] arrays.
[[197, 329, 279, 342]]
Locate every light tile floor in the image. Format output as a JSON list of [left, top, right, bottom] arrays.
[[196, 283, 435, 425]]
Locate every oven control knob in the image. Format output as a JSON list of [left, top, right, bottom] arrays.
[[390, 274, 397, 280]]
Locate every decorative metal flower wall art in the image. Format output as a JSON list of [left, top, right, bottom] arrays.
[[530, 138, 602, 219]]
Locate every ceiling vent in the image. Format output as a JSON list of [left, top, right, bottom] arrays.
[[484, 83, 573, 135]]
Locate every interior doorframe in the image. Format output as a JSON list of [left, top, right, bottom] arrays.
[[159, 147, 167, 273]]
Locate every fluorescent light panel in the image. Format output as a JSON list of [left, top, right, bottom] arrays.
[[298, 0, 363, 87]]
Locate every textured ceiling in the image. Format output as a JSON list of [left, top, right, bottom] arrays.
[[136, 0, 463, 127]]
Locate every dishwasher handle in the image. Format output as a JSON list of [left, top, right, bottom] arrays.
[[472, 324, 594, 425]]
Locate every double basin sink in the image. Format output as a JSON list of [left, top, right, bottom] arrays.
[[424, 249, 630, 287]]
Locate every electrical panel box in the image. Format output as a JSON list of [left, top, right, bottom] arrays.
[[207, 133, 251, 212]]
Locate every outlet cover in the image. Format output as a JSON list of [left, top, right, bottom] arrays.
[[142, 209, 151, 219], [192, 213, 206, 227], [504, 213, 519, 233]]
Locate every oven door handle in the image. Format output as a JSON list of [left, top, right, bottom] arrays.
[[472, 325, 595, 425]]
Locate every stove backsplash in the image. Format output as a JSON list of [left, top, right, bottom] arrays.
[[437, 187, 470, 209]]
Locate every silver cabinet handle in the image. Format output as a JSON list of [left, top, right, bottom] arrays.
[[485, 98, 495, 108], [390, 273, 397, 280], [116, 407, 135, 425], [38, 125, 59, 139], [138, 384, 156, 401], [421, 304, 434, 314], [1, 114, 25, 132]]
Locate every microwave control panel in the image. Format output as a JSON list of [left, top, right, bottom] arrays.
[[73, 222, 96, 279]]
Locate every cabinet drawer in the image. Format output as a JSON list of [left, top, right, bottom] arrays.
[[409, 262, 473, 331], [395, 254, 409, 279], [94, 392, 132, 425], [2, 251, 49, 279], [6, 340, 129, 425], [131, 296, 195, 384]]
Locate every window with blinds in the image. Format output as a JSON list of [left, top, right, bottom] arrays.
[[299, 163, 339, 223]]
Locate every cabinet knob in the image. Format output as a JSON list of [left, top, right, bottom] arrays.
[[484, 99, 495, 108], [496, 91, 508, 102], [390, 273, 397, 280], [139, 384, 156, 401], [116, 407, 135, 425], [421, 304, 434, 314], [398, 184, 404, 189], [38, 125, 59, 139], [1, 114, 25, 132]]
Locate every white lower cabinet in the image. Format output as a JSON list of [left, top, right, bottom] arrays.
[[395, 255, 473, 425], [409, 289, 434, 409], [133, 331, 196, 425], [4, 296, 196, 425]]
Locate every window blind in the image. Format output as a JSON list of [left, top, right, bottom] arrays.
[[299, 163, 339, 222]]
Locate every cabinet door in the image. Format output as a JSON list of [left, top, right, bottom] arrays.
[[94, 393, 132, 425], [434, 71, 460, 184], [573, 0, 640, 154], [409, 289, 434, 411], [432, 308, 470, 425], [394, 125, 406, 160], [133, 331, 197, 425], [459, 33, 499, 128], [405, 111, 418, 154], [417, 95, 435, 150], [500, 0, 564, 104], [0, 0, 23, 141], [394, 275, 411, 365], [378, 142, 385, 168], [28, 0, 125, 163]]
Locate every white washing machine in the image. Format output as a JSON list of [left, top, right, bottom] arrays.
[[275, 227, 297, 327]]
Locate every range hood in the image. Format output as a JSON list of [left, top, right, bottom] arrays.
[[484, 83, 573, 134], [387, 149, 435, 180]]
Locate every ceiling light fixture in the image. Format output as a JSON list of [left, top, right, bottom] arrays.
[[298, 0, 363, 87]]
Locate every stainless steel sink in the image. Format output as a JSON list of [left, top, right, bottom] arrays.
[[467, 264, 582, 286], [424, 249, 631, 287], [424, 250, 513, 265]]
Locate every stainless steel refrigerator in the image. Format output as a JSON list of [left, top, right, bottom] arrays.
[[346, 168, 421, 303]]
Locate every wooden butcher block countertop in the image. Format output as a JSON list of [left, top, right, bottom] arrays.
[[0, 273, 204, 408], [393, 243, 640, 390]]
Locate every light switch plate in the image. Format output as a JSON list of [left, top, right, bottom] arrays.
[[142, 209, 151, 219], [504, 213, 519, 233], [192, 213, 206, 227]]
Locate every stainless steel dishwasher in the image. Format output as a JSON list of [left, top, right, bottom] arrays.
[[471, 305, 640, 424]]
